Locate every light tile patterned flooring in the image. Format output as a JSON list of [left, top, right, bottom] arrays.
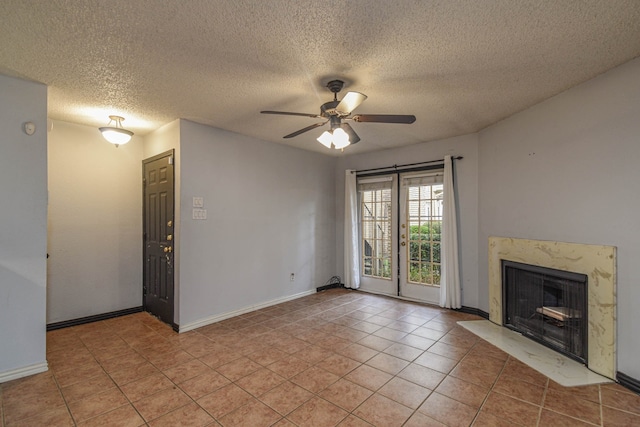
[[2, 289, 639, 426]]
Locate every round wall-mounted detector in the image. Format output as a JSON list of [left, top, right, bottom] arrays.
[[24, 122, 36, 135]]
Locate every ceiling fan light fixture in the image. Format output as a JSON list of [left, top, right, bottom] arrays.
[[99, 115, 133, 147], [317, 131, 333, 148], [340, 123, 360, 145], [317, 128, 351, 150], [332, 128, 350, 149]]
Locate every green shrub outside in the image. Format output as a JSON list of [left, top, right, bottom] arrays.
[[408, 222, 441, 284]]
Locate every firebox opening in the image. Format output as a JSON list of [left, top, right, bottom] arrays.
[[502, 260, 588, 364]]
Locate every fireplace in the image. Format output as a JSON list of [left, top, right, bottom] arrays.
[[488, 237, 616, 379], [502, 260, 588, 363]]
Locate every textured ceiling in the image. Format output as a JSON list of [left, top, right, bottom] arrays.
[[1, 0, 640, 156]]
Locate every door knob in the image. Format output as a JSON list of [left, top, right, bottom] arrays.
[[164, 246, 173, 253], [401, 242, 406, 246]]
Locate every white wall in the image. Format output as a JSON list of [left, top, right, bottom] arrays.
[[0, 74, 48, 380], [143, 120, 181, 324], [335, 134, 480, 308], [177, 120, 336, 328], [477, 57, 640, 378], [47, 121, 144, 323]]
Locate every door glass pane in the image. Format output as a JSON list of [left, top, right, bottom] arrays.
[[363, 257, 372, 275], [433, 242, 441, 263], [360, 187, 392, 279], [406, 183, 443, 286]]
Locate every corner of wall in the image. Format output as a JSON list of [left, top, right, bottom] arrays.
[[0, 73, 48, 379]]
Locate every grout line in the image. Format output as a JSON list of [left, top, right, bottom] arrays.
[[599, 384, 604, 427], [536, 377, 550, 427], [49, 370, 77, 426]]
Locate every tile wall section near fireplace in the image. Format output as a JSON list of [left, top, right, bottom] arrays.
[[488, 237, 616, 379]]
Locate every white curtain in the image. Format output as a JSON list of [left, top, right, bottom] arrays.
[[344, 169, 360, 289], [440, 155, 461, 308]]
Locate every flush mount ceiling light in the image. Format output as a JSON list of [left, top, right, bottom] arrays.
[[99, 115, 133, 147]]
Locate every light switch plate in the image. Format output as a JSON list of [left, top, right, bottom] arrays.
[[193, 197, 204, 208], [192, 208, 207, 220]]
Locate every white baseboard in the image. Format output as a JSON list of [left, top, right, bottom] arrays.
[[179, 289, 316, 333], [0, 361, 48, 384]]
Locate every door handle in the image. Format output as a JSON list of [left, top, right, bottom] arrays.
[[163, 246, 173, 253], [401, 242, 406, 246]]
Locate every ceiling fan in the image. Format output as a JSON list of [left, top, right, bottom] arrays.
[[261, 80, 416, 150]]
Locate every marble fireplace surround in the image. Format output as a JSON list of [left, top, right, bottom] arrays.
[[488, 237, 616, 379]]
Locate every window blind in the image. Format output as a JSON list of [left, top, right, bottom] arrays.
[[402, 172, 443, 186], [357, 176, 393, 192]]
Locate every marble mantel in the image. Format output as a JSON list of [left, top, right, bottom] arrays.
[[488, 237, 616, 379]]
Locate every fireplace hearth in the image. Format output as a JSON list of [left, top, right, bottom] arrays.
[[502, 260, 587, 363]]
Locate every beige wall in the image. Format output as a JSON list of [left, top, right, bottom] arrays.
[[47, 120, 144, 323]]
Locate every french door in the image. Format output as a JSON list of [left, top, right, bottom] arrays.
[[398, 173, 443, 303], [358, 176, 397, 295], [358, 172, 443, 304]]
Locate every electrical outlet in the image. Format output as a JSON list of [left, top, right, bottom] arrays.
[[290, 273, 295, 282]]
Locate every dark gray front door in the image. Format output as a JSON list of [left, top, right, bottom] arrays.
[[143, 150, 175, 326]]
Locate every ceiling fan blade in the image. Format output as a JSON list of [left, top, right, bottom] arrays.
[[283, 121, 327, 138], [335, 92, 367, 115], [341, 123, 361, 145], [351, 114, 416, 124], [261, 110, 321, 118]]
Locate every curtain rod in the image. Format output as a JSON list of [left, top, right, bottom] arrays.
[[354, 156, 463, 175]]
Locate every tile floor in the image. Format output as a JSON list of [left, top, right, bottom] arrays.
[[1, 289, 639, 426]]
